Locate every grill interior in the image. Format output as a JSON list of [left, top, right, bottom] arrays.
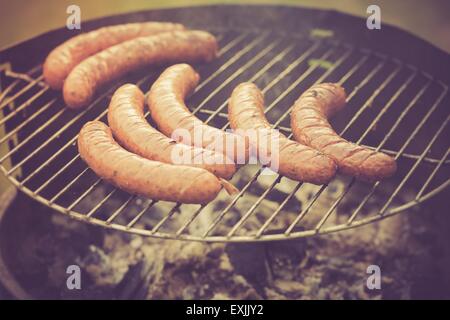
[[0, 27, 449, 242]]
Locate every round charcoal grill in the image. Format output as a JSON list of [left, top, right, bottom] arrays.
[[0, 5, 449, 242]]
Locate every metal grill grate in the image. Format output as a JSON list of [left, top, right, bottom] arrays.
[[0, 29, 449, 242]]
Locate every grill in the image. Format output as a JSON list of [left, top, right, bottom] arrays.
[[0, 5, 449, 243]]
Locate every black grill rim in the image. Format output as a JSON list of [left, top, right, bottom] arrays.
[[1, 4, 450, 84]]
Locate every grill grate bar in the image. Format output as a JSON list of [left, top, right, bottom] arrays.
[[204, 46, 357, 237], [356, 69, 417, 143], [150, 44, 300, 235], [194, 33, 258, 92], [305, 69, 420, 231], [141, 40, 318, 235], [203, 46, 358, 237], [181, 41, 320, 132], [56, 33, 260, 222], [3, 83, 119, 176], [201, 40, 305, 124], [15, 33, 242, 215], [219, 43, 323, 128], [190, 33, 271, 112], [66, 177, 102, 210], [347, 85, 448, 224], [0, 81, 18, 102], [261, 43, 323, 95], [345, 58, 386, 101], [126, 199, 156, 229], [285, 184, 327, 235], [341, 63, 400, 136], [217, 42, 327, 130], [0, 74, 45, 111], [204, 41, 322, 132], [0, 84, 50, 126], [22, 105, 102, 184], [33, 152, 80, 194], [314, 179, 356, 231], [216, 33, 247, 55], [374, 78, 432, 149], [260, 49, 337, 116], [106, 195, 136, 224], [227, 175, 282, 238], [86, 188, 117, 218], [44, 73, 156, 205], [138, 33, 267, 120], [21, 50, 177, 188], [0, 32, 239, 151], [151, 203, 182, 234], [273, 49, 354, 128], [195, 38, 282, 120], [336, 54, 370, 85], [0, 65, 43, 105], [0, 97, 57, 145], [282, 60, 407, 234], [0, 107, 65, 165], [225, 47, 354, 237], [0, 78, 24, 102], [379, 113, 449, 215], [9, 33, 248, 225], [202, 168, 262, 238], [4, 70, 46, 87], [175, 205, 205, 236], [49, 166, 89, 203], [234, 43, 297, 87], [256, 182, 303, 238], [198, 108, 449, 165], [415, 148, 450, 200]]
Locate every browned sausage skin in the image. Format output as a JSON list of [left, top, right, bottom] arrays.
[[147, 64, 249, 165], [107, 84, 236, 179], [228, 82, 337, 185], [43, 22, 185, 89], [64, 30, 218, 109], [77, 121, 223, 204], [290, 83, 397, 181]]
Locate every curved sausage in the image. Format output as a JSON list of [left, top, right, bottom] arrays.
[[77, 121, 224, 204], [107, 84, 236, 179], [147, 64, 249, 165], [44, 22, 185, 89], [290, 83, 397, 181], [228, 82, 337, 185], [64, 30, 218, 109]]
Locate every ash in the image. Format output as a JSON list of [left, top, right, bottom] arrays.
[[2, 169, 449, 299]]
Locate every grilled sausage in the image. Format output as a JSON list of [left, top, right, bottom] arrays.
[[228, 82, 337, 184], [43, 22, 185, 89], [64, 30, 218, 109], [77, 121, 225, 204], [147, 64, 249, 165], [290, 83, 397, 181], [107, 84, 236, 179]]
